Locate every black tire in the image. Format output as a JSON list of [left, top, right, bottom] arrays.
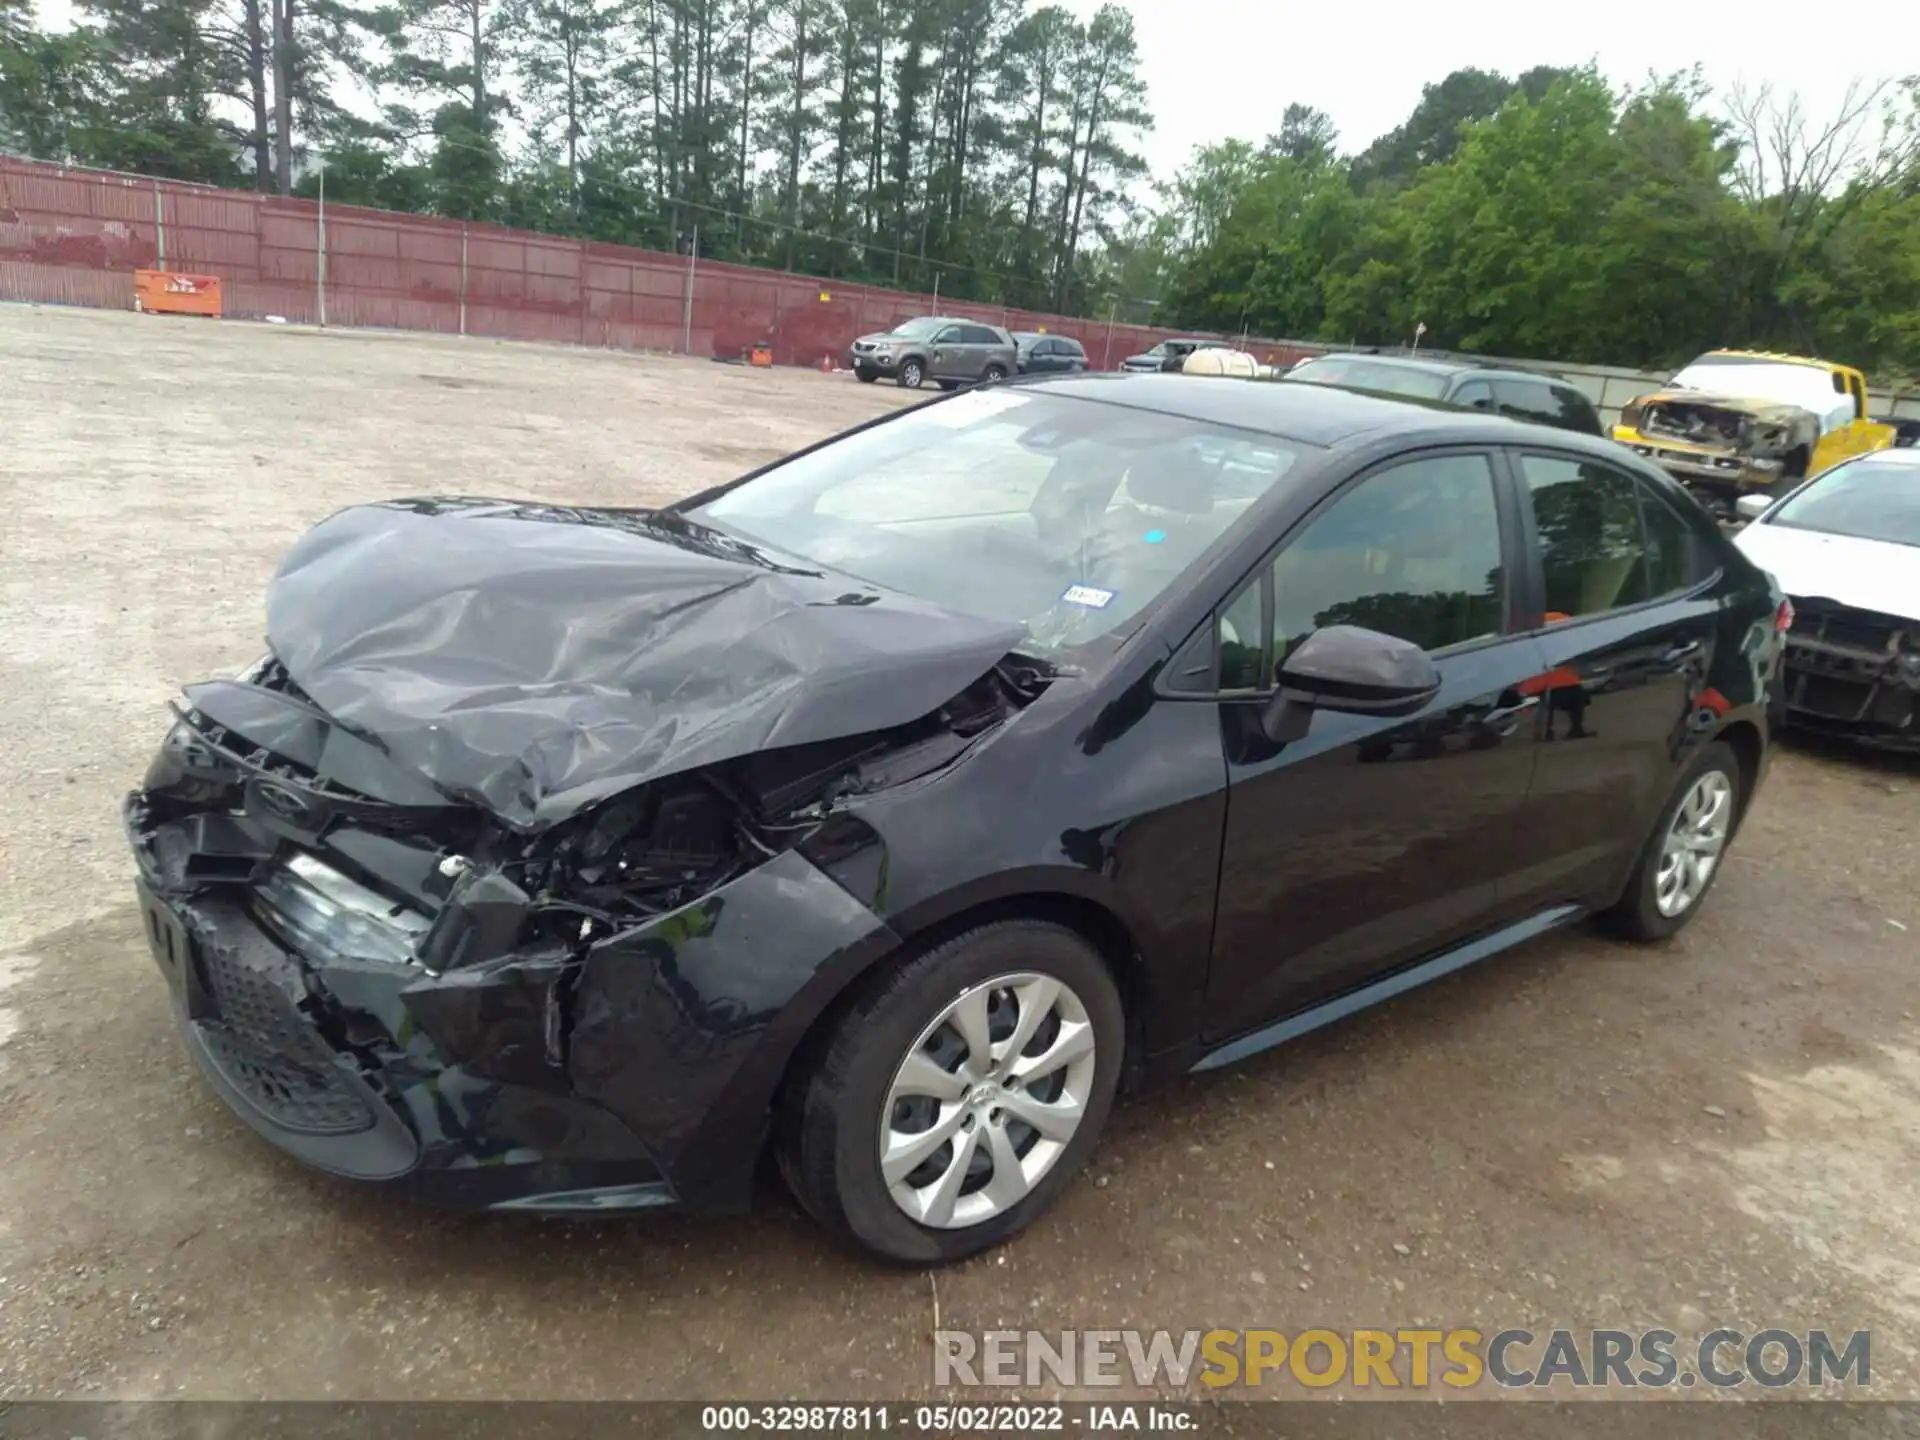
[[1600, 741, 1743, 942], [854, 368, 878, 384], [897, 358, 925, 390], [779, 921, 1124, 1266], [982, 363, 1008, 382]]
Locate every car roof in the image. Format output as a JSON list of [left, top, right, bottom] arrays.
[[1296, 352, 1570, 385], [1017, 372, 1616, 451], [1689, 349, 1835, 371]]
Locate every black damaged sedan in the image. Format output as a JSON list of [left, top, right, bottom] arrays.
[[127, 375, 1787, 1264]]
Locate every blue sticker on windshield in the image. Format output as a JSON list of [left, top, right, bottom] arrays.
[[1061, 584, 1115, 609], [1143, 529, 1166, 544]]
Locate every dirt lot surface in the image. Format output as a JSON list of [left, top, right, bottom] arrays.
[[2, 305, 1918, 1407]]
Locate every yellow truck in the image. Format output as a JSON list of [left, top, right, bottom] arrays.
[[1612, 350, 1895, 521]]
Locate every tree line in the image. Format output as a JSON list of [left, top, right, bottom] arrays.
[[0, 0, 1153, 315], [3, 0, 1917, 375], [1157, 68, 1920, 374]]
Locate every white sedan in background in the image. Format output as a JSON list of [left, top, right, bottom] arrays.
[[1734, 450, 1920, 750]]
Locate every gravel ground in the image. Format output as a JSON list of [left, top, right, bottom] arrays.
[[1, 305, 1917, 1405]]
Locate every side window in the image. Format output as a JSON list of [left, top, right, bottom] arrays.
[[1549, 385, 1602, 434], [1451, 378, 1495, 411], [1062, 340, 1086, 358], [1519, 454, 1652, 620], [933, 325, 965, 344], [1639, 482, 1712, 596], [1492, 378, 1557, 424], [1213, 453, 1506, 690], [962, 324, 1002, 345]]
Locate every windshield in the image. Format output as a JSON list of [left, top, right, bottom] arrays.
[[888, 317, 945, 339], [691, 388, 1306, 651], [1768, 457, 1920, 548], [1668, 358, 1848, 422], [1287, 356, 1451, 400]]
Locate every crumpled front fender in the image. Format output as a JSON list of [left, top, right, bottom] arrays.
[[567, 846, 902, 1211]]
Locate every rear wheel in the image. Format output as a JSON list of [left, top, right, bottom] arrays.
[[1601, 742, 1742, 941], [982, 363, 1008, 383], [897, 358, 925, 390], [780, 921, 1123, 1265]]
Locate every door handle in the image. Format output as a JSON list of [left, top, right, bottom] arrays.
[[1660, 639, 1705, 665]]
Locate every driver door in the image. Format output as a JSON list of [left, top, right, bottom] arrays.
[[1203, 449, 1549, 1041]]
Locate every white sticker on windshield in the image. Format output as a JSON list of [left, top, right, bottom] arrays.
[[919, 388, 1031, 428], [1061, 584, 1115, 609]]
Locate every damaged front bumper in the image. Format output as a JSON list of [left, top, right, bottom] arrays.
[[1778, 601, 1920, 750], [1613, 428, 1784, 508], [124, 773, 897, 1215]]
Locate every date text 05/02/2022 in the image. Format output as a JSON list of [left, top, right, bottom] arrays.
[[699, 1404, 1196, 1431]]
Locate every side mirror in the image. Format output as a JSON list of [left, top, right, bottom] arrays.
[[1734, 494, 1772, 522], [1260, 625, 1443, 742]]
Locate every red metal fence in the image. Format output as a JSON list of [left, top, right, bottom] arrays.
[[0, 155, 1317, 371]]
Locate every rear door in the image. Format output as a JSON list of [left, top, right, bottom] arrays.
[[1202, 448, 1549, 1038], [1502, 448, 1726, 910], [966, 324, 1012, 376]]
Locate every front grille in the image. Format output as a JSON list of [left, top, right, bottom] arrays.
[[185, 900, 376, 1135], [1789, 601, 1904, 655], [1793, 674, 1874, 721], [196, 1025, 373, 1135]]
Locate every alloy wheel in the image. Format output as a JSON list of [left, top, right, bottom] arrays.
[[1655, 769, 1733, 917], [878, 972, 1098, 1229]]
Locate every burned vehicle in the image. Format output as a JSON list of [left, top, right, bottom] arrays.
[[1614, 350, 1894, 521], [127, 376, 1781, 1265], [1734, 449, 1920, 750]]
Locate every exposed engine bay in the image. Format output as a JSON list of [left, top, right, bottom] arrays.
[[125, 644, 1051, 1208], [1616, 390, 1819, 513], [123, 495, 1071, 1208], [145, 647, 1050, 969]]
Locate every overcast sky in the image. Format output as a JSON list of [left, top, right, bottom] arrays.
[[1067, 0, 1918, 179]]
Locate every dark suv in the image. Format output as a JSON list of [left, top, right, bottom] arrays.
[[848, 317, 1018, 390], [1286, 353, 1604, 435], [1014, 332, 1089, 374]]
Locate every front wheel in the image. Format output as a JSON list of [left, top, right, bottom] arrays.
[[1601, 741, 1742, 941], [897, 358, 925, 390], [779, 921, 1124, 1265], [854, 367, 878, 384]]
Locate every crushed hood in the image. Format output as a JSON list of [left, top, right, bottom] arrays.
[[263, 499, 1028, 830], [1733, 521, 1920, 622], [1636, 390, 1815, 425]]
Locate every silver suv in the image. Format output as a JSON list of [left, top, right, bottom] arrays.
[[848, 316, 1018, 390]]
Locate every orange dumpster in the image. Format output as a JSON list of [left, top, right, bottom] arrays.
[[134, 269, 223, 318]]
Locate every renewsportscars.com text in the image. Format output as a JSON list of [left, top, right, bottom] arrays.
[[934, 1327, 1871, 1391]]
